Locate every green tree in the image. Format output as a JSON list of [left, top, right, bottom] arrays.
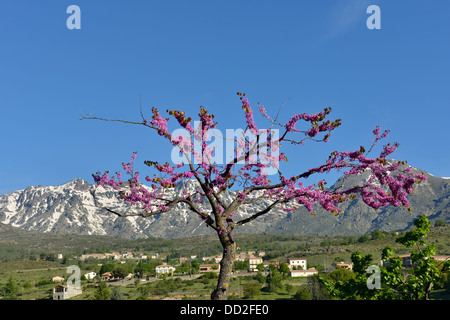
[[328, 267, 355, 283], [234, 260, 248, 271], [307, 275, 330, 300], [176, 262, 190, 275], [319, 215, 450, 300], [381, 215, 449, 300], [2, 277, 19, 300], [279, 263, 290, 277], [357, 235, 370, 243], [293, 286, 311, 300], [94, 282, 111, 300], [191, 260, 200, 274], [254, 271, 266, 284], [23, 281, 33, 290], [110, 286, 124, 300], [266, 271, 283, 293], [99, 263, 115, 275], [243, 280, 261, 298], [434, 219, 446, 227], [371, 229, 385, 240], [285, 283, 294, 293], [113, 264, 130, 279]]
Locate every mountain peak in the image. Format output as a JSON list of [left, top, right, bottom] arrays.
[[174, 179, 200, 193], [62, 178, 90, 191], [0, 163, 448, 239]]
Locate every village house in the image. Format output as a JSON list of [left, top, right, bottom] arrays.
[[248, 256, 263, 272], [234, 252, 248, 262], [202, 256, 215, 262], [124, 273, 134, 280], [332, 261, 353, 271], [155, 264, 176, 276], [199, 264, 220, 273], [101, 272, 115, 281], [84, 272, 97, 280], [287, 258, 307, 270], [53, 285, 82, 300], [433, 255, 450, 263], [122, 252, 134, 259], [80, 253, 107, 261], [333, 261, 354, 270], [263, 261, 279, 269], [105, 252, 121, 260], [201, 255, 223, 263], [289, 268, 318, 277]]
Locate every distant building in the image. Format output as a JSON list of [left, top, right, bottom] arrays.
[[333, 261, 354, 271], [433, 256, 450, 263], [287, 258, 307, 270], [234, 253, 247, 262], [248, 256, 263, 272], [289, 268, 318, 277], [151, 253, 159, 259], [53, 285, 82, 300], [263, 262, 279, 269], [122, 252, 134, 259], [199, 264, 220, 273], [101, 272, 115, 281], [155, 264, 176, 276], [80, 253, 107, 261], [105, 252, 122, 260]]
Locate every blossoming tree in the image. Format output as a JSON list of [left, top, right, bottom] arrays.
[[82, 93, 426, 300]]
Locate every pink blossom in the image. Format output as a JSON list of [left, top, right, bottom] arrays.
[[240, 97, 258, 134], [91, 94, 426, 236]]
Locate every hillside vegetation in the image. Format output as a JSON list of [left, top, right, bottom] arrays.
[[1, 221, 448, 265]]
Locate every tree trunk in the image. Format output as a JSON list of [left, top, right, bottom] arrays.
[[424, 282, 433, 300], [211, 233, 236, 300]]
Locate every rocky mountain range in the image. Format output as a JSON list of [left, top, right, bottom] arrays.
[[0, 164, 448, 239]]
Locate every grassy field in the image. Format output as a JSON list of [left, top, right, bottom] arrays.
[[0, 262, 308, 300]]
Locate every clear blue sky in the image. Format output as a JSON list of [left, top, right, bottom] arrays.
[[1, 1, 449, 195]]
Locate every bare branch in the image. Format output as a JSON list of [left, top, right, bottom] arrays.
[[235, 198, 287, 227]]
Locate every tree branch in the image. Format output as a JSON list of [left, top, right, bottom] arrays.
[[235, 198, 287, 227]]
